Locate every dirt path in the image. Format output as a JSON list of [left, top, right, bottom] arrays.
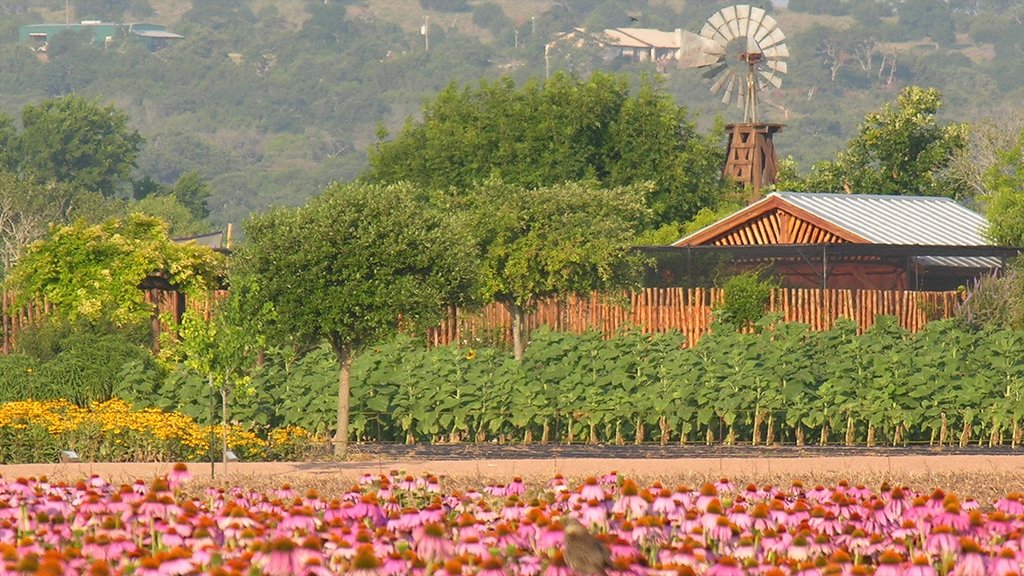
[[3, 455, 1024, 502]]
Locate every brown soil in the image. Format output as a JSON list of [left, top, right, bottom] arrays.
[[4, 455, 1024, 503]]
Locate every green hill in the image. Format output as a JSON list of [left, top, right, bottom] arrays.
[[1, 0, 1020, 227]]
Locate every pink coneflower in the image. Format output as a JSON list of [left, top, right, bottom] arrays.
[[423, 475, 442, 493], [513, 553, 543, 576], [579, 499, 609, 530], [996, 493, 1024, 515], [652, 489, 678, 516], [253, 537, 301, 576], [503, 497, 526, 521], [280, 505, 319, 533], [349, 494, 387, 526], [613, 480, 649, 518], [456, 534, 487, 557], [874, 549, 905, 576], [397, 476, 418, 492], [787, 531, 811, 561], [536, 519, 565, 551], [715, 478, 735, 493], [347, 544, 383, 576], [478, 555, 508, 576], [549, 475, 569, 493], [934, 502, 969, 532], [381, 551, 408, 576], [695, 484, 718, 512], [990, 547, 1021, 576], [952, 538, 986, 576], [166, 463, 192, 492], [451, 513, 480, 542], [704, 555, 744, 576], [508, 477, 526, 496], [580, 477, 606, 501], [601, 472, 619, 486], [420, 502, 445, 524], [673, 486, 694, 509], [414, 522, 453, 561], [705, 515, 734, 544], [904, 554, 937, 576], [544, 551, 573, 576]]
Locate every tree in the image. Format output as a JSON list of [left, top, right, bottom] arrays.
[[170, 275, 269, 474], [366, 72, 727, 227], [981, 128, 1024, 246], [470, 179, 651, 360], [0, 170, 109, 279], [7, 214, 225, 329], [233, 181, 477, 456], [799, 86, 969, 198], [17, 94, 143, 197], [170, 170, 212, 220]]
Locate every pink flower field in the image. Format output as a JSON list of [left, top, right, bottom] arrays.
[[1, 466, 1023, 575]]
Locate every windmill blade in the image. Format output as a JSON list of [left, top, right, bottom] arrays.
[[736, 81, 746, 109], [758, 70, 782, 89], [760, 28, 786, 50], [709, 68, 733, 96], [762, 43, 790, 59], [707, 11, 731, 41], [749, 6, 767, 30], [765, 59, 788, 75], [735, 5, 752, 37], [746, 29, 759, 53], [702, 61, 727, 79], [699, 22, 730, 49], [721, 73, 737, 105], [723, 6, 742, 40], [753, 15, 779, 45]]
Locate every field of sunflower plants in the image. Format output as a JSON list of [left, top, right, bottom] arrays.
[[3, 312, 1024, 461], [347, 317, 1024, 448], [3, 468, 1024, 575]]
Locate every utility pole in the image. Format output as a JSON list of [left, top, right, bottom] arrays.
[[421, 16, 429, 51], [65, 0, 70, 24]]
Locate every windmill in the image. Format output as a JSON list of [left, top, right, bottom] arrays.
[[677, 5, 789, 194]]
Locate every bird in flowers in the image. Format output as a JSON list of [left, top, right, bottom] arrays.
[[562, 517, 611, 576]]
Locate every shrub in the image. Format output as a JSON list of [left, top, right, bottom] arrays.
[[715, 270, 779, 329]]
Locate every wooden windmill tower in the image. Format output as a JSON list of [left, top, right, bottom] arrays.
[[678, 5, 789, 197]]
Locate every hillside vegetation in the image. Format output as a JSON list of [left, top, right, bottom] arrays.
[[0, 0, 1020, 227]]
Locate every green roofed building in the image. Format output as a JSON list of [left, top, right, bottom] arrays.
[[19, 21, 183, 51]]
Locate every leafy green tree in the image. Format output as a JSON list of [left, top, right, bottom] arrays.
[[982, 128, 1024, 246], [233, 181, 478, 456], [366, 72, 726, 227], [171, 170, 212, 220], [127, 194, 210, 238], [799, 86, 969, 198], [470, 179, 651, 360], [17, 95, 143, 197], [7, 214, 225, 329], [170, 275, 270, 471], [896, 0, 955, 45]]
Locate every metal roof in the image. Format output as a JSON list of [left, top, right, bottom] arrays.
[[601, 27, 679, 49], [131, 29, 183, 39], [772, 192, 989, 246], [675, 192, 1000, 269], [770, 192, 996, 268]]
